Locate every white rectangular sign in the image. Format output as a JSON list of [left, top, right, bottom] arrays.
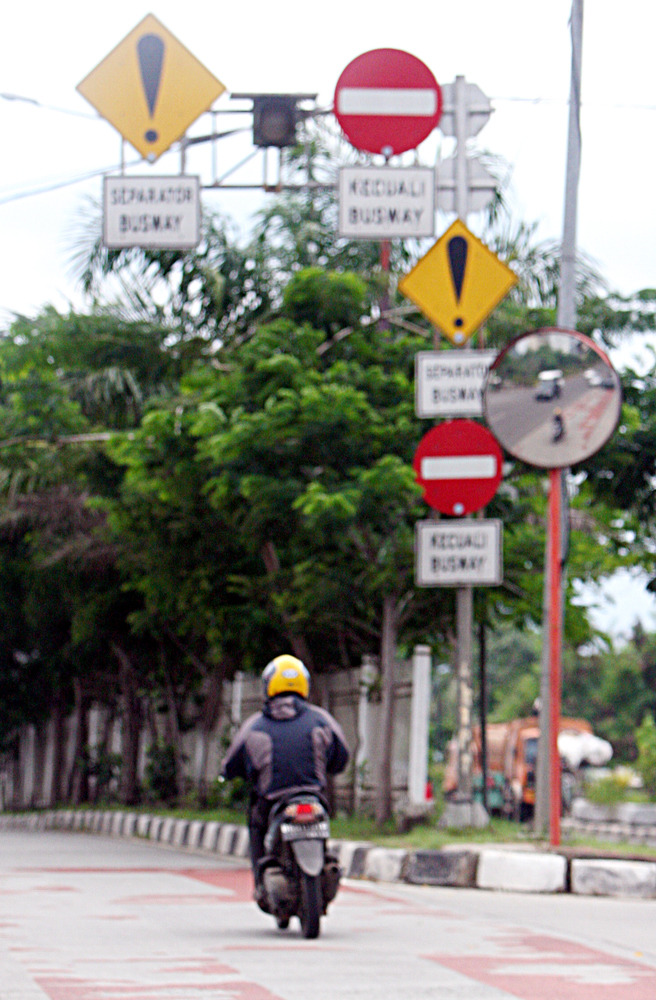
[[338, 166, 435, 240], [103, 175, 201, 249], [419, 455, 498, 480], [415, 350, 498, 418], [415, 519, 503, 587]]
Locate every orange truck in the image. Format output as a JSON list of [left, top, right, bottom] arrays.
[[443, 716, 595, 821]]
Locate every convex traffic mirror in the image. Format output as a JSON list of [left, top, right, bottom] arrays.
[[483, 327, 622, 469]]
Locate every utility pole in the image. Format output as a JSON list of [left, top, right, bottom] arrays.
[[535, 0, 583, 840]]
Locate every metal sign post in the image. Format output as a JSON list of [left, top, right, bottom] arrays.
[[548, 467, 563, 843], [404, 77, 514, 827]]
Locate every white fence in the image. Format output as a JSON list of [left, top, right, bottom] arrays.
[[2, 648, 433, 813]]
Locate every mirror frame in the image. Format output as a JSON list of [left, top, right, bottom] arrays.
[[483, 326, 622, 469]]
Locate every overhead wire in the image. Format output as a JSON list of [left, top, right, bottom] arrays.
[[0, 163, 141, 205], [0, 90, 254, 206], [0, 91, 98, 119], [1, 88, 655, 208]]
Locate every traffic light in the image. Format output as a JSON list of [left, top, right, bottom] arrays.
[[232, 93, 317, 149], [253, 95, 298, 148]]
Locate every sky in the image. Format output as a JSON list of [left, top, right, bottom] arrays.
[[1, 0, 656, 640]]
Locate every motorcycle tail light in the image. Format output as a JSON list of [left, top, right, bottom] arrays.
[[285, 801, 322, 822]]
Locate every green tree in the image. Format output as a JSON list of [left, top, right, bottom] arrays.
[[636, 713, 656, 796]]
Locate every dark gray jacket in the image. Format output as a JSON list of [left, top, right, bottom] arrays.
[[221, 694, 349, 801]]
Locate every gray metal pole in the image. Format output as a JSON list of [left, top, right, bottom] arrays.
[[456, 586, 473, 800], [558, 0, 584, 330], [535, 0, 583, 835], [454, 75, 474, 809], [454, 76, 488, 825]]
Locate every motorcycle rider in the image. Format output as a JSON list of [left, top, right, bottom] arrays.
[[552, 407, 565, 442], [220, 654, 350, 905]]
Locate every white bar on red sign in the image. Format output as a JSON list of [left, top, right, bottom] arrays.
[[337, 87, 438, 117], [420, 455, 497, 480]]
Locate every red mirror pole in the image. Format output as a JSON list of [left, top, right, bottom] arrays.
[[549, 467, 563, 846]]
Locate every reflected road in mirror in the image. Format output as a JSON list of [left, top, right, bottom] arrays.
[[484, 329, 622, 469]]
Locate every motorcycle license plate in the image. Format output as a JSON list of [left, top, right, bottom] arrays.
[[280, 820, 330, 842]]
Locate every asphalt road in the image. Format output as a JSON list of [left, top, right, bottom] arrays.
[[1, 829, 656, 1000], [486, 374, 620, 467]]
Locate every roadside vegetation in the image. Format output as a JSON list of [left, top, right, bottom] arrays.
[[3, 126, 656, 825]]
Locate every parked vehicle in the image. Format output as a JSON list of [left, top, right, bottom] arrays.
[[257, 792, 341, 938], [535, 368, 564, 400], [443, 716, 612, 821]]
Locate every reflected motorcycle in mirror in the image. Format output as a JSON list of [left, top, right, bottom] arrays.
[[552, 408, 565, 442], [257, 793, 341, 939]]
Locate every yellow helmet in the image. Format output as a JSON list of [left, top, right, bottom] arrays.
[[262, 654, 310, 700]]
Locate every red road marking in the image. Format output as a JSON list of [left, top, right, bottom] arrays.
[[164, 960, 240, 975], [32, 884, 79, 892], [20, 866, 255, 905], [114, 893, 240, 905], [36, 975, 286, 999], [116, 868, 254, 906], [426, 929, 656, 999], [180, 868, 253, 902], [18, 867, 184, 874], [568, 390, 616, 449]]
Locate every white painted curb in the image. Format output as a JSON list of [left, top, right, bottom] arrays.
[[571, 858, 656, 898], [363, 847, 408, 883], [477, 849, 567, 893]]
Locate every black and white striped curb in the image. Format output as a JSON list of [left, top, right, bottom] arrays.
[[2, 809, 656, 899]]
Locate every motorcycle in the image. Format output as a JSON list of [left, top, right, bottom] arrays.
[[256, 793, 341, 938], [552, 409, 566, 442]]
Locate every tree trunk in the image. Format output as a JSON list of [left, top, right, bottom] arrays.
[[195, 665, 224, 805], [113, 644, 142, 805], [261, 540, 314, 668], [375, 594, 399, 827], [48, 689, 66, 806], [69, 679, 89, 805], [160, 647, 186, 800]]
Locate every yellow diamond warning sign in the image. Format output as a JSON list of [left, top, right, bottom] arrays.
[[77, 14, 225, 162], [399, 219, 517, 345]]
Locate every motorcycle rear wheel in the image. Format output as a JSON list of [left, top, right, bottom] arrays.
[[299, 872, 322, 939]]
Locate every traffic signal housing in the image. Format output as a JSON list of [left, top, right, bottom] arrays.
[[232, 93, 317, 149]]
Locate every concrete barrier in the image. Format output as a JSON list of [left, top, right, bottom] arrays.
[[363, 847, 407, 883], [217, 824, 240, 856], [158, 817, 176, 844], [148, 816, 165, 841], [123, 813, 137, 837], [404, 848, 478, 888], [186, 820, 205, 849], [571, 858, 656, 898], [136, 814, 151, 838], [332, 841, 372, 879], [201, 821, 221, 852], [5, 809, 656, 899], [171, 819, 189, 848], [232, 825, 250, 858], [477, 849, 567, 893], [565, 799, 656, 848]]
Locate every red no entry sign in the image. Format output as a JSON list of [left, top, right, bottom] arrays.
[[334, 48, 442, 156], [413, 420, 503, 516]]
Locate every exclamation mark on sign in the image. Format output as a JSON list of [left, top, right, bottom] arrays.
[[137, 33, 165, 149], [447, 235, 468, 344]]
